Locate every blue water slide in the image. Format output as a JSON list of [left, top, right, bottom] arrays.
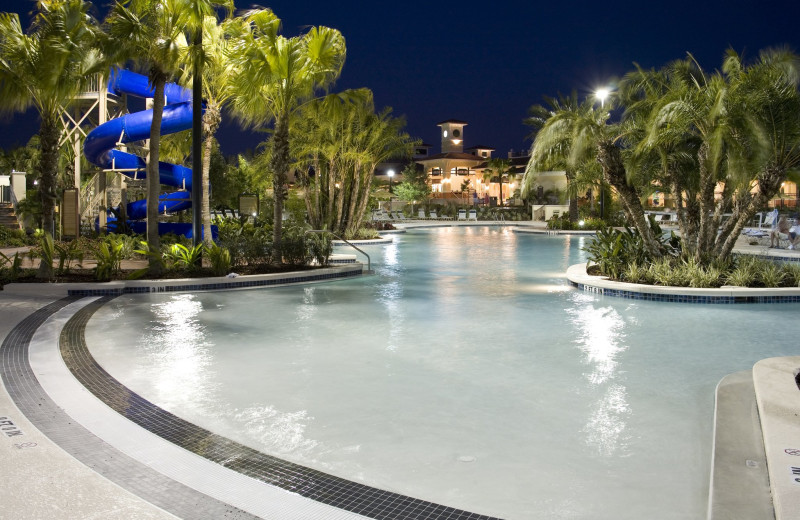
[[84, 68, 211, 238]]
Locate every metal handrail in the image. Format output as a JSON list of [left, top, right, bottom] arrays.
[[305, 229, 371, 273]]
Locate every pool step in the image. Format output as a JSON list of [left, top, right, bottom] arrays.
[[707, 370, 773, 519], [753, 357, 800, 520]]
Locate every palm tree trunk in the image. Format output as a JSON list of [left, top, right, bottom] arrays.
[[147, 74, 166, 277], [715, 164, 785, 258], [353, 163, 375, 232], [270, 112, 290, 262], [346, 160, 362, 233], [597, 141, 664, 258], [565, 168, 578, 222], [696, 144, 717, 255], [201, 104, 221, 247], [36, 113, 60, 279]]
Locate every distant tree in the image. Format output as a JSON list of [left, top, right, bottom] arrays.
[[393, 162, 430, 210], [483, 158, 512, 206]]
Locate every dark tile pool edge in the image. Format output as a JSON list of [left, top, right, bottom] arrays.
[[59, 297, 501, 520], [569, 280, 800, 304], [567, 263, 800, 304], [67, 265, 363, 297], [0, 296, 260, 520]]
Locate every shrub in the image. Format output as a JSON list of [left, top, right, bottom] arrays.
[[780, 262, 800, 287], [94, 236, 125, 281], [207, 243, 231, 276], [164, 243, 205, 274], [0, 226, 33, 247], [0, 251, 23, 285], [758, 262, 785, 288], [725, 256, 760, 287], [648, 257, 690, 286]]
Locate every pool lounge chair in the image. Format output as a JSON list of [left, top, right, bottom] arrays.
[[457, 209, 467, 221], [417, 209, 428, 220], [429, 209, 439, 219], [468, 209, 478, 221]]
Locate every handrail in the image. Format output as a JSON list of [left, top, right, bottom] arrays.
[[305, 229, 371, 272]]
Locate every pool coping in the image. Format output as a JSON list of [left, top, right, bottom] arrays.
[[566, 263, 800, 304], [752, 357, 800, 520]]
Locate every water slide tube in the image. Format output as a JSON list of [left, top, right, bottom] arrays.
[[84, 68, 212, 238]]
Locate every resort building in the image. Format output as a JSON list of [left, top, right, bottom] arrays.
[[415, 120, 534, 206]]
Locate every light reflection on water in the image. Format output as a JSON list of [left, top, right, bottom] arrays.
[[85, 228, 800, 520]]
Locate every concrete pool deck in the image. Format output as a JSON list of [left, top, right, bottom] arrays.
[[2, 225, 799, 519]]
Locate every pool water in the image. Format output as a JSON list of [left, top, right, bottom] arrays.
[[85, 227, 800, 519]]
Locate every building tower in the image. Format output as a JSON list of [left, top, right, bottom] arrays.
[[437, 120, 467, 153]]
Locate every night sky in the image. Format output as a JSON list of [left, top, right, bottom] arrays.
[[2, 0, 800, 158]]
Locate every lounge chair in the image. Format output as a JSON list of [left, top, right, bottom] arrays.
[[417, 209, 428, 219], [429, 209, 439, 219], [457, 209, 467, 221], [468, 209, 478, 221], [759, 209, 779, 228]]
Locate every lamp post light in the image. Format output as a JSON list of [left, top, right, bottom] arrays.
[[594, 88, 611, 220], [595, 88, 610, 108], [387, 169, 395, 194]]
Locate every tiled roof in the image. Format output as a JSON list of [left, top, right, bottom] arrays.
[[436, 119, 469, 125]]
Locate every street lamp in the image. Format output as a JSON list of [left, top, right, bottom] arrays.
[[387, 169, 395, 193], [594, 88, 611, 220], [595, 88, 610, 108]]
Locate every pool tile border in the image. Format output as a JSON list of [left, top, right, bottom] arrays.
[[567, 263, 800, 304], [0, 297, 261, 520]]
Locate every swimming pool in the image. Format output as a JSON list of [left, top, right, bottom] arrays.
[[85, 227, 800, 519]]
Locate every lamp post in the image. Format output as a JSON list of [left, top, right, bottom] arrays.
[[594, 88, 611, 219], [387, 169, 395, 194]]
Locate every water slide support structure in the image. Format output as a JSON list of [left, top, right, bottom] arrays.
[[83, 68, 212, 239]]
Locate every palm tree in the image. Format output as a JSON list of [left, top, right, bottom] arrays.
[[525, 91, 665, 256], [525, 92, 601, 222], [628, 49, 800, 260], [290, 90, 415, 236], [227, 8, 346, 256], [0, 0, 103, 277], [105, 0, 192, 275], [181, 12, 234, 246], [483, 158, 512, 207]]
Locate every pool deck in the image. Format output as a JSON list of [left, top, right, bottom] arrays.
[[2, 223, 799, 519]]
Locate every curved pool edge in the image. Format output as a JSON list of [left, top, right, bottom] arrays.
[[0, 295, 503, 520], [1, 263, 365, 298], [566, 263, 800, 304]]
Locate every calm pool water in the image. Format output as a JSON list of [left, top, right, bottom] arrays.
[[86, 227, 800, 519]]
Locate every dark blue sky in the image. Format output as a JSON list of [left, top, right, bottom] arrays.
[[3, 0, 800, 158]]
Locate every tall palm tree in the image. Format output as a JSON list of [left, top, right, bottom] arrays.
[[0, 0, 103, 277], [180, 12, 234, 246], [105, 0, 192, 275], [228, 8, 346, 256], [106, 0, 224, 273]]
